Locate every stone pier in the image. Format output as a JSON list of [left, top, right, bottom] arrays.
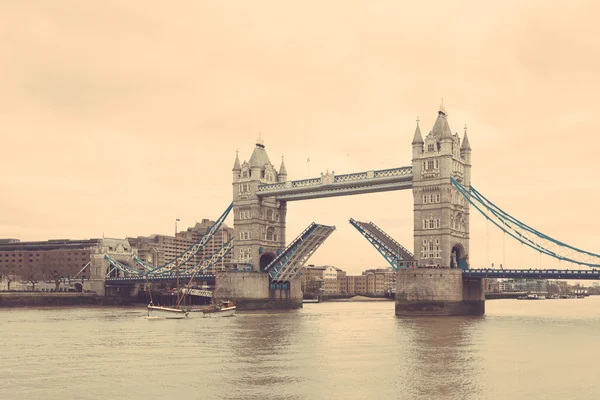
[[217, 272, 302, 310], [395, 269, 484, 316]]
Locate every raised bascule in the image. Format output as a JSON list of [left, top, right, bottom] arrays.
[[102, 104, 600, 315]]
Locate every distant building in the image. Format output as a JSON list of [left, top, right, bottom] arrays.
[[359, 268, 396, 296], [128, 219, 234, 274]]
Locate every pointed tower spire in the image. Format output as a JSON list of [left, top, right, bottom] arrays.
[[279, 154, 287, 175], [232, 149, 241, 171], [412, 117, 424, 144], [461, 125, 471, 150], [439, 97, 447, 116]]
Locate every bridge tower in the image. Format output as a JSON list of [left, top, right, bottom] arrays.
[[411, 105, 472, 269], [396, 104, 483, 316], [231, 138, 288, 271]]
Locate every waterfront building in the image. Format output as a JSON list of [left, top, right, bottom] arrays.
[[336, 268, 347, 294], [128, 219, 234, 274], [0, 238, 135, 290], [301, 265, 345, 294], [347, 275, 367, 295], [357, 268, 396, 296]]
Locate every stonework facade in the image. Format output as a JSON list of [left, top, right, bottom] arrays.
[[232, 140, 288, 271], [411, 107, 472, 269]]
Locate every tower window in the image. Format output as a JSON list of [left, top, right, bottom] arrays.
[[427, 144, 434, 152], [427, 160, 434, 170]]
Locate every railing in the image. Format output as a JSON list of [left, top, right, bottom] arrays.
[[374, 167, 412, 178], [105, 274, 215, 283], [463, 268, 600, 280], [334, 172, 368, 182], [291, 178, 322, 188]]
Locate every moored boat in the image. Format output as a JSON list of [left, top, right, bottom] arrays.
[[201, 300, 236, 317], [517, 294, 545, 300], [147, 303, 188, 319]]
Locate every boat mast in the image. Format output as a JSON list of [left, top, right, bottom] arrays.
[[175, 218, 180, 306]]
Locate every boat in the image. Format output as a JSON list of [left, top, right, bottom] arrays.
[[147, 302, 188, 319], [201, 300, 236, 317], [517, 294, 545, 300]]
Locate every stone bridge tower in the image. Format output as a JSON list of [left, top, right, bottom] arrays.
[[232, 138, 288, 271], [396, 105, 482, 316], [411, 105, 472, 269]]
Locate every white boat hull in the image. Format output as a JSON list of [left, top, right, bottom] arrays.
[[202, 306, 236, 318], [147, 305, 188, 319]]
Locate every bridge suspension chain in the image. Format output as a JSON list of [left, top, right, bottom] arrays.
[[141, 203, 233, 276], [451, 178, 600, 268]]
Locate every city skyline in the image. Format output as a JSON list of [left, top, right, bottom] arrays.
[[2, 1, 599, 274]]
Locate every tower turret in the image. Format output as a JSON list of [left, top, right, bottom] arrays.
[[412, 118, 424, 159], [232, 150, 241, 183], [278, 155, 288, 182], [460, 125, 472, 186]]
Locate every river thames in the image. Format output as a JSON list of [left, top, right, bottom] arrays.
[[1, 297, 599, 400]]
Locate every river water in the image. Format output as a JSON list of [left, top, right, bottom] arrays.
[[1, 297, 599, 400]]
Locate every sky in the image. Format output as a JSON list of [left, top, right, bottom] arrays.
[[1, 1, 599, 275]]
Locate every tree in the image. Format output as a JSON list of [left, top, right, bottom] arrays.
[[301, 275, 322, 295], [0, 266, 18, 291], [25, 264, 39, 291]]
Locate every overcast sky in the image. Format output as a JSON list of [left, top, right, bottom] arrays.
[[1, 1, 598, 274]]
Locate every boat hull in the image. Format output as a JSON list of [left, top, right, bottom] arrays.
[[147, 305, 188, 319], [203, 306, 236, 318]]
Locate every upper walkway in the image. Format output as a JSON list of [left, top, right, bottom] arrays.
[[257, 166, 413, 201]]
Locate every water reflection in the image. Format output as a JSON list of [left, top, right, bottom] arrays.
[[224, 311, 304, 400], [399, 316, 484, 400]]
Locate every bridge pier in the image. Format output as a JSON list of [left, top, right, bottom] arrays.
[[395, 269, 484, 316], [217, 272, 302, 310]]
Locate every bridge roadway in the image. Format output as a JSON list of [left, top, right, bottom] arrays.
[[105, 274, 215, 285], [463, 268, 600, 280], [104, 268, 599, 285]]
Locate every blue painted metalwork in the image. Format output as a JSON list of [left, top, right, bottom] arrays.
[[104, 255, 143, 277], [135, 203, 233, 275], [265, 222, 336, 283], [349, 218, 414, 270], [451, 178, 600, 268], [464, 268, 600, 280]]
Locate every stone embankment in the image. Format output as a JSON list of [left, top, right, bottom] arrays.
[[0, 292, 136, 307]]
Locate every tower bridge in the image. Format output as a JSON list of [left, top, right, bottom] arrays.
[[100, 104, 600, 315]]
